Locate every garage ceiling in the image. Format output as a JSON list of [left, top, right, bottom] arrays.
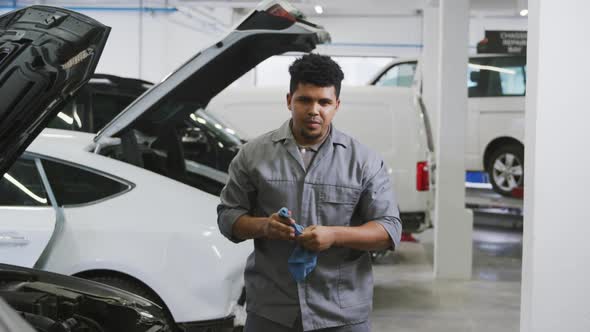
[[177, 0, 529, 16], [1, 0, 529, 17]]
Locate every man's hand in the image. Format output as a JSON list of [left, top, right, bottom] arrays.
[[262, 213, 296, 241], [297, 225, 336, 252]]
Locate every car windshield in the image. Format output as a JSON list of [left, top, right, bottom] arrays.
[[192, 109, 243, 147]]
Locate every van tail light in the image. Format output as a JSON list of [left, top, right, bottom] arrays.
[[416, 161, 429, 191], [266, 4, 296, 22]]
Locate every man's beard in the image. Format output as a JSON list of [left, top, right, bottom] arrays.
[[300, 127, 322, 141]]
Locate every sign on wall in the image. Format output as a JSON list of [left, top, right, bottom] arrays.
[[477, 31, 527, 55]]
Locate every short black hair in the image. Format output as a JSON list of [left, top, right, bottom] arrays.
[[288, 53, 344, 98]]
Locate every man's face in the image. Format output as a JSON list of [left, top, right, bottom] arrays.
[[287, 83, 340, 145]]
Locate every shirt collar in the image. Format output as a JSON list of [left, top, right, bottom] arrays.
[[271, 120, 294, 143], [271, 120, 348, 148], [301, 140, 323, 153]]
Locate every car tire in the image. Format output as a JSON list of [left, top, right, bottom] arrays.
[[487, 144, 524, 197], [85, 275, 178, 331]]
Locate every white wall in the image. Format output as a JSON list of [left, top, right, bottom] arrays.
[[311, 15, 423, 57], [309, 14, 527, 58], [520, 0, 590, 331], [87, 8, 229, 83], [81, 11, 143, 79]]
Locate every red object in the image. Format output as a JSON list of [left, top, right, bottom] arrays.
[[401, 232, 417, 242], [266, 4, 296, 22], [511, 187, 524, 199], [416, 161, 429, 191]]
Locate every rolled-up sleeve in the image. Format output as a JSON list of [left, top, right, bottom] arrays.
[[217, 147, 255, 243], [357, 156, 402, 250]]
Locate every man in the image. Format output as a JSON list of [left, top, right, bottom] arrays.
[[217, 54, 402, 332]]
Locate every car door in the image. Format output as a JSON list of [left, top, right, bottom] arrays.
[[0, 156, 56, 268]]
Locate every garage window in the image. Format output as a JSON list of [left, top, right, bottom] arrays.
[[0, 158, 49, 206], [41, 159, 130, 206]]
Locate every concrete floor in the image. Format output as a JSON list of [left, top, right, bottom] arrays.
[[371, 213, 523, 332]]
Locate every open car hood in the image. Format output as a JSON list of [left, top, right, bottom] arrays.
[[0, 6, 110, 177], [0, 264, 170, 331], [94, 0, 330, 145]]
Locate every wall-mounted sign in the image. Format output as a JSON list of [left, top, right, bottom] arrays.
[[477, 31, 527, 54]]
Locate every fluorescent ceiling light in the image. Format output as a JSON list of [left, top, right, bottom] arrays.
[[520, 9, 528, 16], [314, 5, 323, 14]]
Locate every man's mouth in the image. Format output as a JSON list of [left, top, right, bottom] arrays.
[[305, 121, 321, 129]]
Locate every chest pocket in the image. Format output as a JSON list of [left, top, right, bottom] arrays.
[[257, 179, 299, 217], [316, 186, 360, 226]]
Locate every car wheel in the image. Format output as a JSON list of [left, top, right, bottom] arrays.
[[86, 275, 178, 331], [487, 144, 524, 196]]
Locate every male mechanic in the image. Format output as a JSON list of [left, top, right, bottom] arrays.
[[217, 54, 402, 332]]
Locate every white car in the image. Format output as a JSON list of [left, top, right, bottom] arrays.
[[3, 130, 250, 329], [371, 54, 526, 196], [0, 1, 330, 330]]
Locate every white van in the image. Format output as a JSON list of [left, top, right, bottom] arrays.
[[207, 86, 435, 232], [371, 55, 526, 196]]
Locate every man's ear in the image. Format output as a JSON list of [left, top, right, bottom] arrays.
[[286, 93, 292, 111]]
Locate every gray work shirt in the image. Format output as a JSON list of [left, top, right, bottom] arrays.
[[217, 120, 402, 331]]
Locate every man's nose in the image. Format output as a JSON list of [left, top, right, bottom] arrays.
[[308, 102, 321, 115]]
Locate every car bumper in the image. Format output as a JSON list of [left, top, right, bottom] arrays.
[[177, 315, 235, 332]]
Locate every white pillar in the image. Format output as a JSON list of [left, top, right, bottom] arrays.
[[521, 1, 590, 331], [433, 0, 473, 279], [421, 2, 440, 141]]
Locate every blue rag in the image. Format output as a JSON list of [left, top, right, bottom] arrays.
[[278, 207, 318, 282]]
